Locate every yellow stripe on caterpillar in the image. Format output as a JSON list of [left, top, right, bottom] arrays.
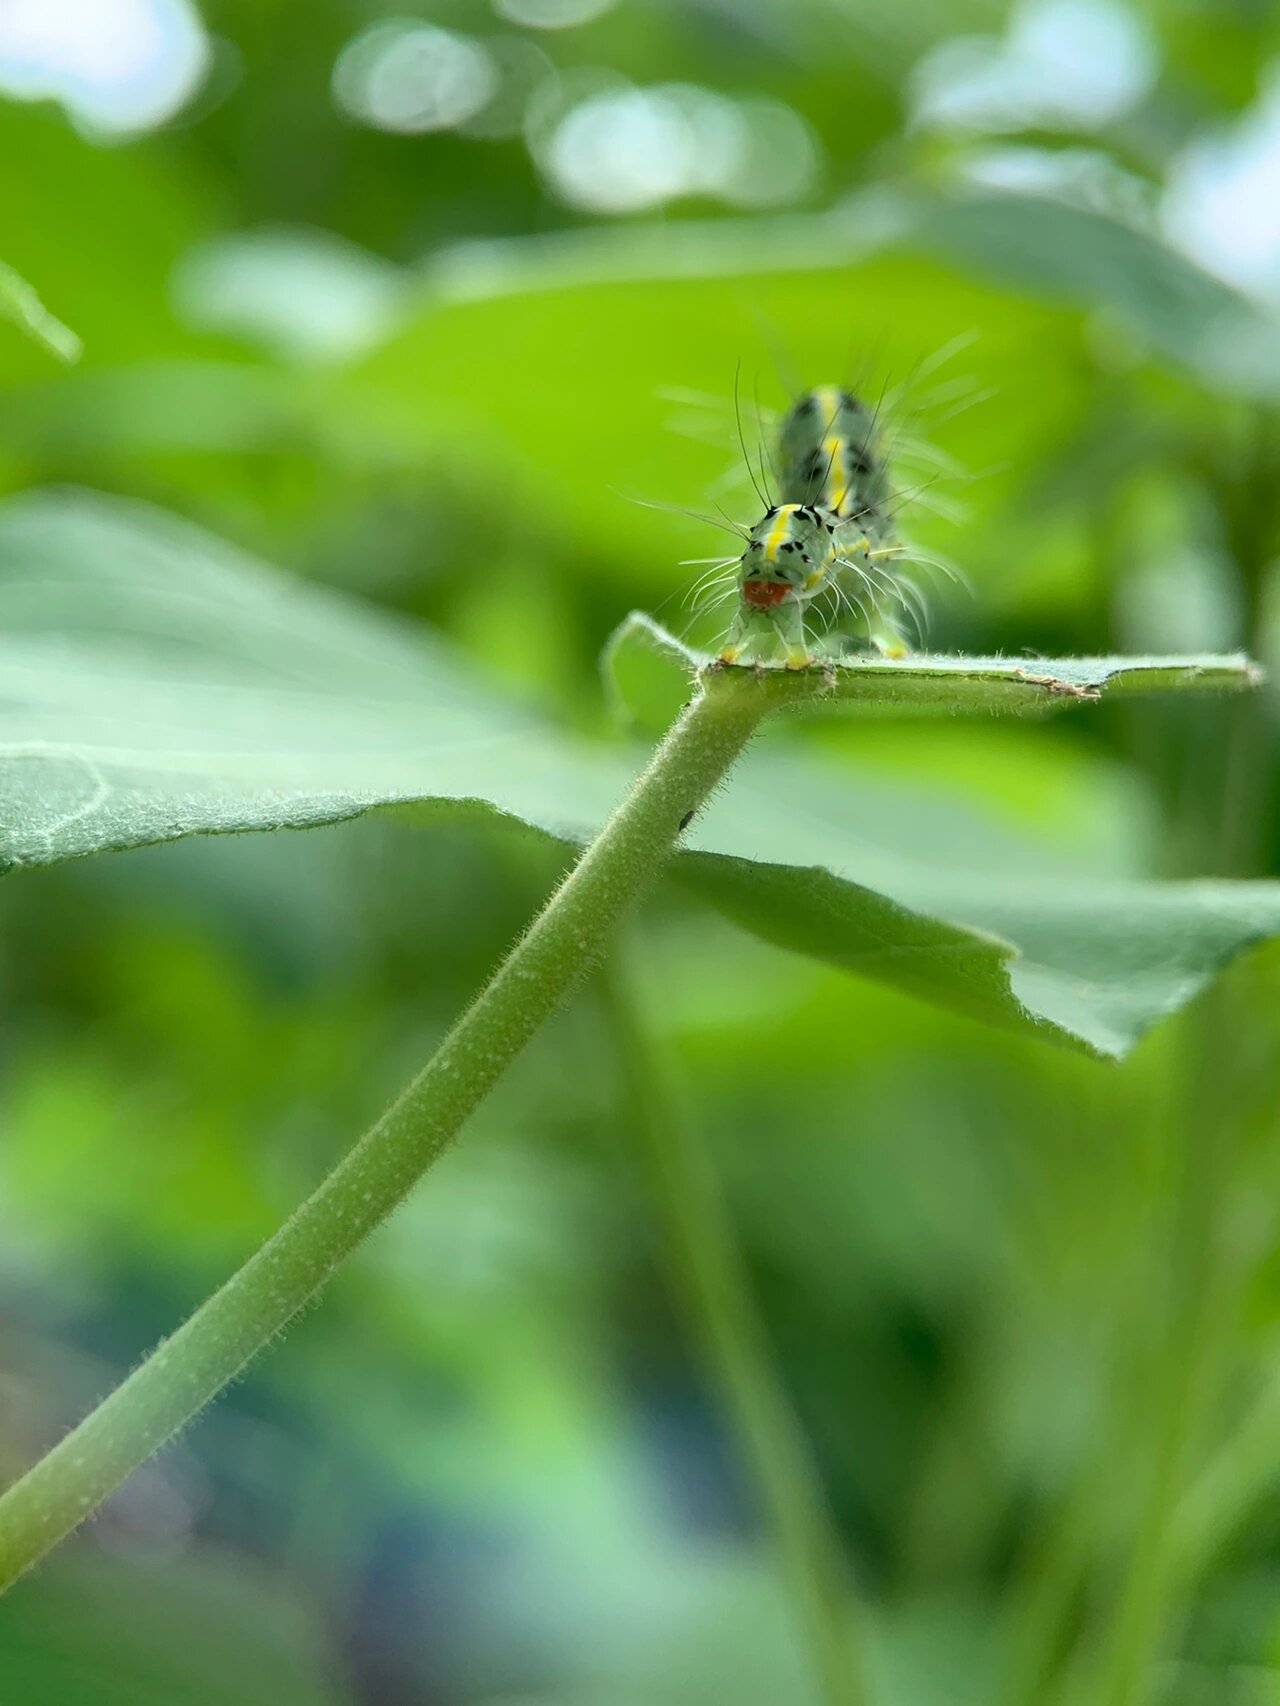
[[813, 386, 843, 428], [762, 502, 803, 563], [822, 435, 850, 510]]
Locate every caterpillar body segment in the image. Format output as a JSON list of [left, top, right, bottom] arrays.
[[777, 385, 911, 660], [831, 528, 911, 661], [778, 386, 891, 519], [717, 502, 838, 668]]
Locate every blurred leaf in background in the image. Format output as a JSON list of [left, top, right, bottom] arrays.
[[0, 262, 81, 365], [3, 0, 1280, 1703]]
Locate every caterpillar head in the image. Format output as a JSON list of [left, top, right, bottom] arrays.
[[738, 504, 835, 608]]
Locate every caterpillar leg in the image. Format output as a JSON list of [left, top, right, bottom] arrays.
[[717, 608, 750, 665], [869, 622, 909, 659], [776, 602, 812, 669], [718, 603, 815, 668]]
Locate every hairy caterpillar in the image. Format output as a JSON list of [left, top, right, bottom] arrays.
[[716, 384, 913, 667], [716, 501, 840, 669]]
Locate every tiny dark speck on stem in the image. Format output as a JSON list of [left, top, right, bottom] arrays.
[[679, 810, 695, 831]]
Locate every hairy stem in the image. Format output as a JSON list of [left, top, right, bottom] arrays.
[[601, 950, 869, 1706], [0, 670, 770, 1592]]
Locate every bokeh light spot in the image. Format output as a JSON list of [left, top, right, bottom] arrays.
[[910, 0, 1156, 135], [333, 20, 498, 135], [492, 0, 616, 28], [1163, 63, 1280, 302], [0, 0, 209, 136], [537, 80, 818, 215]]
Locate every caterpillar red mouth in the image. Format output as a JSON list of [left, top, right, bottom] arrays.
[[742, 579, 789, 609]]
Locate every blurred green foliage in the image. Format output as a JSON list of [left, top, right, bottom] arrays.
[[3, 0, 1280, 1702]]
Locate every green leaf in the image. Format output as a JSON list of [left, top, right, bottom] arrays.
[[0, 261, 81, 364], [611, 616, 1276, 1054], [0, 486, 629, 865], [2, 488, 1276, 1058], [675, 780, 1280, 1058], [605, 609, 1259, 727], [909, 191, 1280, 394], [346, 240, 1096, 583]]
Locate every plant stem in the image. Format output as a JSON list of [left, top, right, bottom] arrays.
[[1094, 989, 1241, 1706], [0, 670, 771, 1593], [600, 949, 869, 1706]]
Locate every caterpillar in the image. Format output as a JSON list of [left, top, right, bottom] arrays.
[[717, 384, 913, 667], [715, 501, 841, 669]]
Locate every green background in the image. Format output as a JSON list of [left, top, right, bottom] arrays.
[[3, 0, 1280, 1701]]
